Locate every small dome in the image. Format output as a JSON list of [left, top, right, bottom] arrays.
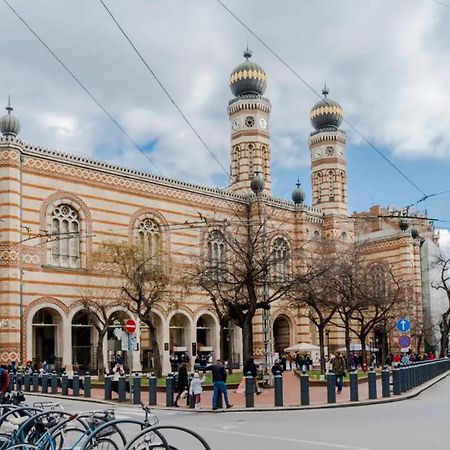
[[292, 181, 305, 205], [310, 86, 343, 130], [230, 48, 267, 97], [250, 173, 265, 195], [399, 220, 409, 231], [411, 228, 419, 239], [0, 100, 21, 137]]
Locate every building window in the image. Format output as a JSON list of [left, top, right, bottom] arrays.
[[248, 144, 254, 177], [50, 204, 80, 268], [207, 230, 226, 280], [328, 170, 335, 201], [272, 237, 289, 281], [137, 217, 161, 258], [371, 265, 387, 299]]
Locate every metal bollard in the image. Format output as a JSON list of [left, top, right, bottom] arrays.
[[368, 370, 377, 399], [393, 368, 401, 395], [51, 372, 58, 394], [381, 369, 390, 398], [165, 374, 174, 407], [32, 372, 39, 392], [399, 367, 406, 392], [132, 376, 141, 405], [61, 373, 68, 395], [148, 374, 157, 406], [104, 375, 112, 400], [274, 371, 283, 407], [349, 371, 359, 402], [245, 373, 254, 408], [41, 372, 48, 394], [118, 375, 126, 402], [300, 373, 310, 406], [84, 372, 91, 398], [327, 372, 336, 404], [72, 372, 80, 396], [24, 372, 31, 392], [8, 372, 14, 392]]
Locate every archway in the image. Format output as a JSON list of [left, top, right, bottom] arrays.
[[71, 311, 95, 374], [32, 308, 63, 371], [141, 312, 163, 372], [273, 315, 291, 355], [169, 313, 191, 371], [106, 310, 131, 372], [196, 314, 217, 359]]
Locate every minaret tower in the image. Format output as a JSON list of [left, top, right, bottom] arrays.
[[309, 86, 347, 215], [228, 48, 272, 194]]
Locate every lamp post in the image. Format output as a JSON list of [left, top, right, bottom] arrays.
[[250, 173, 273, 386]]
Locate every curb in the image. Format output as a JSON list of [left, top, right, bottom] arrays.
[[25, 371, 449, 413]]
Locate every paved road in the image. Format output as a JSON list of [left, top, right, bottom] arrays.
[[26, 375, 450, 449]]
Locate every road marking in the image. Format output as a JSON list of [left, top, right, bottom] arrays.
[[192, 427, 374, 450]]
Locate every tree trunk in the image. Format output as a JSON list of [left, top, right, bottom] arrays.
[[149, 323, 162, 377], [96, 332, 106, 381], [439, 314, 450, 358], [318, 326, 326, 376], [344, 323, 351, 371], [241, 319, 253, 363]]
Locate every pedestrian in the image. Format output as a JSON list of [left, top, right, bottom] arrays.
[[393, 353, 401, 368], [0, 366, 9, 403], [271, 359, 284, 376], [174, 363, 189, 407], [331, 351, 346, 394], [211, 359, 233, 410], [7, 361, 17, 374], [401, 353, 410, 365], [243, 357, 261, 395], [349, 353, 357, 371], [189, 371, 206, 411], [326, 353, 335, 373]]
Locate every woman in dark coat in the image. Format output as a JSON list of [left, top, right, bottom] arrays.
[[174, 363, 189, 407]]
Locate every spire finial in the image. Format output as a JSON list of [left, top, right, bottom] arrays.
[[243, 43, 252, 60], [6, 95, 13, 115], [296, 178, 301, 189], [322, 81, 329, 98]]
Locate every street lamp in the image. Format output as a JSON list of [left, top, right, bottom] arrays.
[[250, 173, 273, 386]]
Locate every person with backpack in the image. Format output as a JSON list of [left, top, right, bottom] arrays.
[[331, 351, 346, 394]]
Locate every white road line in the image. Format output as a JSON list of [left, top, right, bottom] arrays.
[[192, 427, 374, 450]]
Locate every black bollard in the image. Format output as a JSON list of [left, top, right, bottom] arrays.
[[24, 372, 31, 392], [32, 372, 39, 392], [72, 372, 80, 396], [300, 373, 310, 406], [368, 370, 377, 400], [132, 376, 141, 405], [393, 368, 401, 395], [41, 372, 48, 394], [62, 373, 68, 395], [349, 371, 359, 402], [327, 372, 336, 404], [148, 374, 157, 406], [165, 374, 174, 407], [274, 371, 283, 407], [245, 373, 254, 408], [84, 372, 91, 398], [104, 375, 112, 400], [400, 367, 406, 392], [118, 375, 126, 402], [381, 369, 390, 398], [8, 372, 14, 392], [51, 372, 58, 394]]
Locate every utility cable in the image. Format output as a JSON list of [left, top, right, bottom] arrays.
[[216, 0, 427, 197], [2, 0, 161, 174], [99, 0, 229, 176]]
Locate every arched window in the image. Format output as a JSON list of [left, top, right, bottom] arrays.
[[272, 237, 289, 281], [137, 217, 161, 257], [207, 230, 226, 280], [371, 265, 387, 299], [340, 171, 346, 201], [248, 144, 254, 177], [51, 204, 80, 268], [328, 170, 335, 201]]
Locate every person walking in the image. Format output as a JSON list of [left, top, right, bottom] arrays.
[[332, 351, 346, 394], [174, 363, 189, 407], [0, 366, 9, 403], [189, 371, 206, 411], [271, 359, 284, 376], [243, 357, 261, 395], [211, 359, 233, 410]]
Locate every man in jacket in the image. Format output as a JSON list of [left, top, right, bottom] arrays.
[[211, 360, 233, 410], [331, 351, 346, 394], [243, 357, 261, 395]]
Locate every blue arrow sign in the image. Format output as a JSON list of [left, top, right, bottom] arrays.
[[396, 318, 411, 333]]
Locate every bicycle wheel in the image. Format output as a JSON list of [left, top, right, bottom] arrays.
[[7, 445, 39, 449], [85, 437, 120, 450], [52, 426, 86, 449]]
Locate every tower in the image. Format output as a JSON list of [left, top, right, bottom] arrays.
[[309, 86, 347, 216], [228, 49, 272, 194]]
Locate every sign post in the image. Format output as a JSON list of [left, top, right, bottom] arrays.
[[125, 319, 137, 404]]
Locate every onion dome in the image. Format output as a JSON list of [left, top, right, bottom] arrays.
[[250, 173, 265, 195], [0, 98, 21, 137], [292, 180, 305, 205], [230, 48, 267, 97], [310, 85, 343, 130]]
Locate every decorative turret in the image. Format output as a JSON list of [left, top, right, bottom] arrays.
[[0, 98, 21, 137], [292, 181, 305, 205]]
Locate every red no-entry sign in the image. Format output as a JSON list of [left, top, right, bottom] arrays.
[[125, 319, 137, 334]]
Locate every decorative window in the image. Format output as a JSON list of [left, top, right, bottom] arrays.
[[50, 204, 80, 268], [370, 265, 387, 299], [272, 237, 289, 281], [340, 171, 346, 201], [137, 217, 161, 258], [248, 144, 254, 177], [207, 230, 226, 280], [328, 170, 335, 201]]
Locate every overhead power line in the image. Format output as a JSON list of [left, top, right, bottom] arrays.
[[216, 0, 428, 198], [2, 0, 161, 174], [98, 0, 229, 176]]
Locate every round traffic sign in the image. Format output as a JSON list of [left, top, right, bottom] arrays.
[[398, 334, 411, 348], [125, 319, 136, 334], [396, 318, 411, 333]]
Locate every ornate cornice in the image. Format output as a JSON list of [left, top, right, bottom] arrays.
[[309, 129, 347, 145]]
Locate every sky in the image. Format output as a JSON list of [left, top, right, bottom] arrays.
[[1, 0, 449, 246]]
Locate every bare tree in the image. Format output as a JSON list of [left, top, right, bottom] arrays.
[[433, 256, 450, 357]]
